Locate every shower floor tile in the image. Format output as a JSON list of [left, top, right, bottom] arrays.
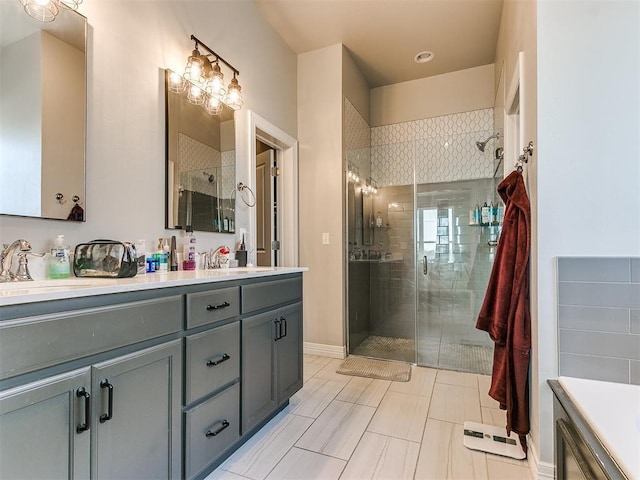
[[351, 335, 415, 363]]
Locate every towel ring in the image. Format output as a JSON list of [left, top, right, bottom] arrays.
[[231, 182, 256, 207]]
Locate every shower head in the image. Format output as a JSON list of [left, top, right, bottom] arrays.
[[475, 132, 501, 152]]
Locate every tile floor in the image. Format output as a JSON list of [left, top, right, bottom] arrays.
[[205, 355, 534, 480]]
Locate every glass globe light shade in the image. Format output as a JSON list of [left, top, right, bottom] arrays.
[[205, 95, 223, 115], [183, 49, 204, 84], [168, 71, 186, 93], [225, 76, 243, 110], [21, 0, 59, 22], [205, 62, 226, 100], [59, 0, 82, 10], [187, 83, 205, 105]]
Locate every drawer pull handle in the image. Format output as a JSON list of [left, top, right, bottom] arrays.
[[274, 319, 281, 341], [205, 420, 230, 437], [206, 301, 230, 311], [76, 387, 91, 434], [280, 316, 287, 338], [206, 353, 230, 367], [99, 379, 114, 423]]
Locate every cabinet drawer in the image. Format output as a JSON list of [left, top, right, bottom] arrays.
[[241, 277, 302, 314], [186, 287, 240, 329], [0, 296, 182, 380], [184, 383, 240, 480], [185, 322, 240, 404]]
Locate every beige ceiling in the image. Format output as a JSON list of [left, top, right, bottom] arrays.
[[253, 0, 504, 88]]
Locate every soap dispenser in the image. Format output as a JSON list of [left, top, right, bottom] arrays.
[[49, 234, 70, 279]]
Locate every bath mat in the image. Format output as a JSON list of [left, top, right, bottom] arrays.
[[336, 356, 412, 382]]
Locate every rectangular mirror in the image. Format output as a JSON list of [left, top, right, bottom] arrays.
[[0, 3, 86, 221], [165, 69, 235, 233]]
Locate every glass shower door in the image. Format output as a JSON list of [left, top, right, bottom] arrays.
[[347, 181, 417, 363], [415, 179, 497, 374]]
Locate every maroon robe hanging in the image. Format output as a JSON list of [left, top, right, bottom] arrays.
[[476, 170, 531, 453]]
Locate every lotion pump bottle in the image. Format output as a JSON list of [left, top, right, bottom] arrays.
[[49, 234, 70, 279], [183, 226, 197, 270]]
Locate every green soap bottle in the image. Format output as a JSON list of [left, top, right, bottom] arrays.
[[49, 234, 70, 279]]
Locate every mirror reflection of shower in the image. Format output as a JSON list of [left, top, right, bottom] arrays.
[[475, 132, 501, 152]]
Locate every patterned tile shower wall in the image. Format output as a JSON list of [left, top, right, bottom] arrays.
[[370, 109, 496, 186], [178, 132, 222, 197], [344, 99, 371, 181], [221, 150, 235, 200]]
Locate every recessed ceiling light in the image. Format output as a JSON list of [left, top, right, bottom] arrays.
[[414, 51, 435, 64]]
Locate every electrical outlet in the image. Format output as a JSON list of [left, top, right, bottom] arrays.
[[322, 233, 330, 245]]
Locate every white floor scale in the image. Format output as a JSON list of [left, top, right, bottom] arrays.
[[462, 421, 527, 460]]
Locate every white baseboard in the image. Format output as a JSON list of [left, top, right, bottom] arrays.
[[527, 435, 555, 479], [303, 342, 346, 359]]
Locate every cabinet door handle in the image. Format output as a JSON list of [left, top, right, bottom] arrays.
[[99, 379, 113, 423], [423, 256, 428, 276], [206, 301, 230, 311], [206, 353, 230, 367], [280, 316, 287, 338], [205, 420, 230, 437], [76, 387, 91, 434], [274, 319, 281, 340]]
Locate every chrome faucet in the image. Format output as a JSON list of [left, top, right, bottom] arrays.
[[200, 246, 231, 269], [1, 239, 33, 282]]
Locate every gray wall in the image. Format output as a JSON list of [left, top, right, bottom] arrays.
[[557, 257, 640, 385]]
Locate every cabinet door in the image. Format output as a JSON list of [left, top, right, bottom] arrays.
[[275, 302, 303, 402], [0, 368, 91, 479], [241, 311, 277, 434], [92, 340, 182, 480]]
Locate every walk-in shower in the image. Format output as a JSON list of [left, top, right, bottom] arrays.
[[344, 101, 503, 375]]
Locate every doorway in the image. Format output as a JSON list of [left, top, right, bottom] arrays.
[[255, 141, 276, 266]]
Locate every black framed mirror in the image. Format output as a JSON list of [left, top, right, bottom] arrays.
[[0, 3, 86, 221], [164, 69, 235, 233]]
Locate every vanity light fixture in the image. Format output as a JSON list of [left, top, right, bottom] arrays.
[[347, 163, 360, 183], [21, 0, 83, 22], [362, 177, 378, 195], [176, 35, 243, 113]]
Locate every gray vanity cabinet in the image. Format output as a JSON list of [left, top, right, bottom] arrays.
[[0, 341, 182, 480], [275, 302, 303, 402], [0, 271, 304, 480], [0, 368, 91, 480], [241, 302, 303, 434], [92, 340, 182, 480], [241, 310, 279, 433]]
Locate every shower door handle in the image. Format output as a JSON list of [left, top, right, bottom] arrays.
[[423, 256, 428, 276]]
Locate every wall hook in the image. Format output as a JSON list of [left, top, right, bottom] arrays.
[[55, 193, 67, 204]]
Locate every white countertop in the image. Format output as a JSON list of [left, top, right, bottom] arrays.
[[0, 267, 307, 306], [558, 376, 640, 480]]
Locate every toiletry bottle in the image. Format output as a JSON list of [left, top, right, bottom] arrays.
[[158, 238, 169, 272], [375, 212, 383, 227], [481, 202, 489, 226], [474, 205, 481, 225], [170, 236, 178, 271], [223, 216, 229, 232], [183, 226, 196, 270], [49, 234, 70, 279], [491, 202, 498, 225]]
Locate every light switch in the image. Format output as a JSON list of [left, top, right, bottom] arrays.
[[322, 233, 330, 245]]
